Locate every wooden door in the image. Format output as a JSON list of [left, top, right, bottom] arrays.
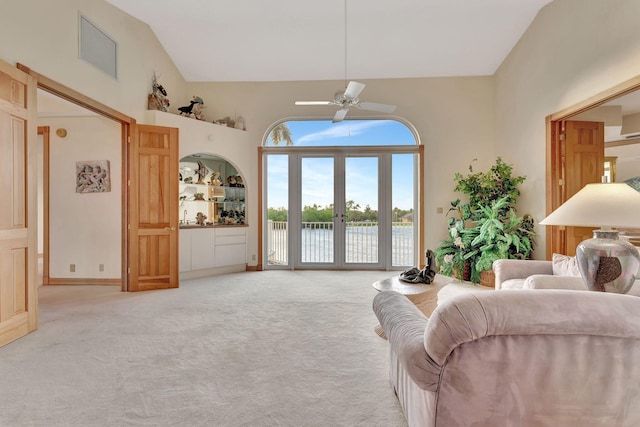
[[549, 120, 604, 256], [0, 61, 37, 346], [128, 124, 179, 291]]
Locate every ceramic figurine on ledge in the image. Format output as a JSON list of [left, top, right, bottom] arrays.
[[196, 212, 207, 226], [195, 160, 210, 184], [209, 172, 222, 186], [148, 72, 170, 112]]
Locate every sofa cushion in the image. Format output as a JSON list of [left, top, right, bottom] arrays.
[[552, 253, 581, 277], [500, 278, 526, 289]]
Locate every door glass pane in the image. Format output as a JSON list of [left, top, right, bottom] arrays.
[[345, 157, 378, 264], [267, 155, 288, 265], [301, 157, 334, 263], [392, 154, 414, 266]]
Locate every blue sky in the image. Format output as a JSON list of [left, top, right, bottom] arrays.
[[267, 120, 416, 211]]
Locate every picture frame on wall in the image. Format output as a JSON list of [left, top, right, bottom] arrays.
[[76, 160, 111, 193]]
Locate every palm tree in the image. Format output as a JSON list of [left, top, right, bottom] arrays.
[[269, 123, 294, 146]]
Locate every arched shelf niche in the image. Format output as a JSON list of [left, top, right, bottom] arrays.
[[179, 152, 246, 227]]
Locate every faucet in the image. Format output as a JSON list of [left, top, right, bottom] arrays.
[[183, 209, 188, 224]]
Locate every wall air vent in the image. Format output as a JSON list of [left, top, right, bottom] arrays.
[[79, 14, 118, 80]]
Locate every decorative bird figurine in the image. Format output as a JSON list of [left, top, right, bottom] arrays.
[[178, 100, 197, 116]]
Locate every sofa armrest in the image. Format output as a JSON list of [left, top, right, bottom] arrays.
[[523, 274, 586, 290], [493, 259, 553, 289], [372, 291, 441, 391]]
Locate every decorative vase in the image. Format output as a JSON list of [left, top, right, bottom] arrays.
[[576, 230, 640, 293]]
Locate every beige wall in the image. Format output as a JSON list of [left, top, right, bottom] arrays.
[[45, 116, 122, 279], [495, 0, 640, 256], [188, 77, 496, 255], [0, 0, 186, 121]]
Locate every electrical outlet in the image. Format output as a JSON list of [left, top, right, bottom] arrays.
[[70, 264, 75, 273], [252, 254, 256, 261], [436, 207, 444, 214], [99, 264, 104, 272]]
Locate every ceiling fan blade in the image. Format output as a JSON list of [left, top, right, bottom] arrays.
[[332, 108, 349, 123], [344, 81, 366, 99], [295, 101, 333, 106], [357, 101, 397, 113]]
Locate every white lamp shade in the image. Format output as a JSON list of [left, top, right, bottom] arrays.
[[540, 183, 640, 228]]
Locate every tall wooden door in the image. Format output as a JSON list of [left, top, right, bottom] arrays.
[[553, 120, 604, 256], [0, 61, 37, 346], [128, 124, 179, 291]]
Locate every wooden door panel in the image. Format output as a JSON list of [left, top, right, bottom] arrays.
[[556, 120, 604, 255], [138, 153, 171, 226], [0, 245, 26, 320], [128, 125, 178, 292], [0, 115, 25, 228], [0, 61, 36, 347]]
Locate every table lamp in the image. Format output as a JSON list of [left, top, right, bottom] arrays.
[[540, 182, 640, 293]]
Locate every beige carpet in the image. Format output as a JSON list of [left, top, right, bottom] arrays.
[[0, 270, 407, 427]]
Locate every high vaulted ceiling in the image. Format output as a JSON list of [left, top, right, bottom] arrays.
[[103, 0, 553, 82]]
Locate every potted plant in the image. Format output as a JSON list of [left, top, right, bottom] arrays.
[[471, 196, 535, 284], [434, 199, 476, 280], [435, 158, 536, 284]]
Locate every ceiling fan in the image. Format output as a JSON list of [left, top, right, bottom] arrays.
[[295, 81, 397, 123], [294, 1, 396, 123]]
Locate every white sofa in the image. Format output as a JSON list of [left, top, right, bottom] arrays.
[[493, 256, 640, 296], [373, 288, 640, 426]]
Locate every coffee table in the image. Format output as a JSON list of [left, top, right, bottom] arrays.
[[372, 274, 455, 338]]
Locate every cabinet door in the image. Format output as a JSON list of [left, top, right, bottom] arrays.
[[179, 229, 192, 272], [191, 228, 215, 270], [214, 228, 246, 267]]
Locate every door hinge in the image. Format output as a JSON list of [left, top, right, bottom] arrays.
[[128, 224, 131, 230], [128, 180, 131, 186], [127, 268, 131, 274], [558, 179, 564, 186], [127, 136, 131, 143], [559, 133, 565, 141]]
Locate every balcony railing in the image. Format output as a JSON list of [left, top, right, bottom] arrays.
[[267, 220, 414, 266]]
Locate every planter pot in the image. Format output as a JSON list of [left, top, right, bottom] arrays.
[[454, 260, 471, 282], [480, 269, 495, 288]]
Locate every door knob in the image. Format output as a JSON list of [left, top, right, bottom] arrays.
[[164, 226, 176, 231]]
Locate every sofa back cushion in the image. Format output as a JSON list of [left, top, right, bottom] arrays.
[[423, 290, 640, 426], [552, 253, 581, 276]]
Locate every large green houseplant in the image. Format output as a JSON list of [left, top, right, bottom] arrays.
[[435, 158, 536, 284]]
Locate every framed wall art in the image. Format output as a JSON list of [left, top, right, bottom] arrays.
[[76, 160, 111, 193]]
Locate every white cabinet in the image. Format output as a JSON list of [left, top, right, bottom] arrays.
[[179, 229, 192, 272], [190, 229, 216, 270], [180, 227, 247, 276], [145, 110, 250, 277], [179, 228, 215, 272], [215, 227, 247, 267]]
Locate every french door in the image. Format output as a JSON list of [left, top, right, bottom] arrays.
[[297, 154, 383, 268], [265, 149, 417, 270]]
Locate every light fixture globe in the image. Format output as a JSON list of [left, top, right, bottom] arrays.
[[540, 182, 640, 294], [576, 230, 640, 293]]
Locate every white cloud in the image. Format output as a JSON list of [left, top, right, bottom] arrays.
[[297, 121, 389, 144]]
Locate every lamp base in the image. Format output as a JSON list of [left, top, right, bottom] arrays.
[[576, 230, 640, 293]]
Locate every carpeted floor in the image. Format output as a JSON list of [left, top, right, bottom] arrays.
[[0, 270, 407, 427]]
